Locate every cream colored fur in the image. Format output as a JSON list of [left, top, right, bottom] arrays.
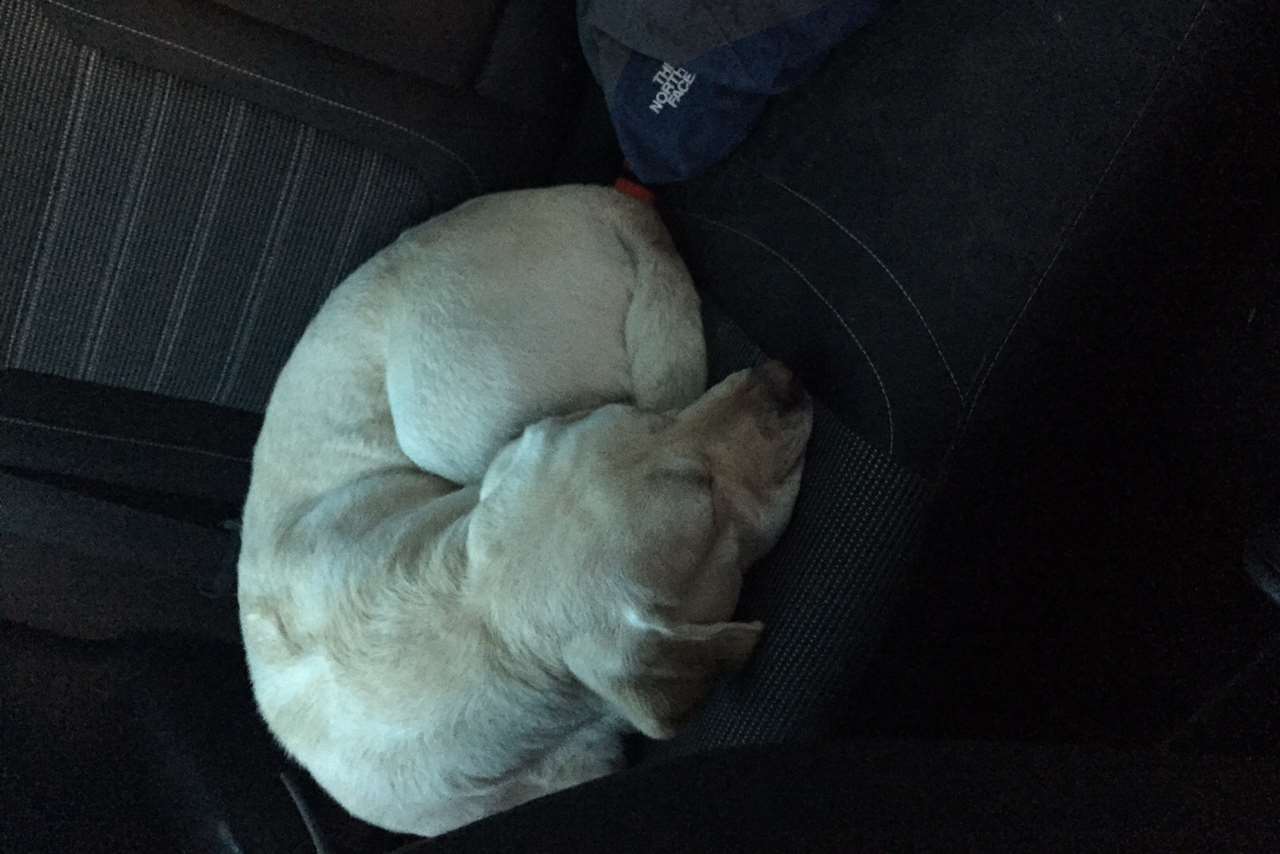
[[238, 185, 812, 837]]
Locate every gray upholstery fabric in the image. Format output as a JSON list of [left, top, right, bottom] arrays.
[[0, 0, 437, 411]]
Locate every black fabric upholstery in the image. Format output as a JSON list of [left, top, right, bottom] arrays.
[[213, 0, 506, 90], [0, 469, 234, 578], [0, 370, 257, 503], [816, 1, 1280, 745], [0, 623, 322, 853], [413, 740, 1280, 852], [474, 0, 588, 115], [664, 0, 1217, 477], [0, 371, 250, 643], [1170, 632, 1280, 756], [210, 1, 587, 121], [0, 527, 239, 644]]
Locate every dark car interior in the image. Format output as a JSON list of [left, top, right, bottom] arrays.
[[2, 1, 1278, 850]]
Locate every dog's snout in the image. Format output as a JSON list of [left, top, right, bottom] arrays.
[[751, 360, 809, 414]]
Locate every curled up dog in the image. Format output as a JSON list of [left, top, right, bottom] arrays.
[[237, 185, 813, 836]]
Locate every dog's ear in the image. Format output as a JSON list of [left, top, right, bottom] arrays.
[[621, 229, 707, 413], [565, 617, 762, 740]]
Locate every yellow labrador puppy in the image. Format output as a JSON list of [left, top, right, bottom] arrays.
[[238, 185, 812, 836]]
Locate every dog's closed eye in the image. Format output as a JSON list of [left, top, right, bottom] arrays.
[[557, 408, 594, 426]]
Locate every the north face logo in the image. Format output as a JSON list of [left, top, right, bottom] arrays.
[[649, 63, 696, 114]]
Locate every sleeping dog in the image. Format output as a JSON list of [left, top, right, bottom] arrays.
[[238, 185, 812, 836]]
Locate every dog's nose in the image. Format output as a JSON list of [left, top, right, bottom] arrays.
[[751, 360, 809, 413]]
